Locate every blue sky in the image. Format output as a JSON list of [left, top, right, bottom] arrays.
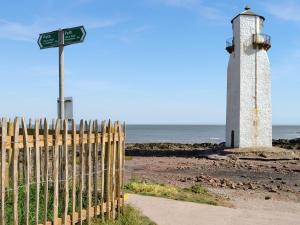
[[0, 0, 299, 124]]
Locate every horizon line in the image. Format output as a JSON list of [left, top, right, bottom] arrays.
[[125, 123, 300, 126]]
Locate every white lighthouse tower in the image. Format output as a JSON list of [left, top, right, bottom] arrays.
[[225, 6, 272, 148]]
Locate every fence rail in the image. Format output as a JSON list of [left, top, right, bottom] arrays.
[[0, 117, 125, 225]]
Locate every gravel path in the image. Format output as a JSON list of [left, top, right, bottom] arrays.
[[128, 194, 300, 225]]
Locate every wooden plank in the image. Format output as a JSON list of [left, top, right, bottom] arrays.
[[71, 120, 76, 225], [22, 118, 30, 225], [121, 122, 126, 209], [93, 120, 99, 217], [35, 119, 41, 225], [53, 120, 60, 225], [85, 121, 88, 190], [79, 120, 84, 225], [29, 118, 32, 129], [13, 118, 20, 225], [105, 121, 112, 219], [63, 120, 69, 225], [8, 120, 13, 180], [111, 122, 117, 219], [40, 119, 44, 185], [100, 121, 106, 221], [43, 119, 49, 225], [87, 121, 92, 225], [0, 119, 7, 225], [116, 122, 122, 217]]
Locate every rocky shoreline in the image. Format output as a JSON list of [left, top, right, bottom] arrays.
[[125, 139, 300, 202], [126, 139, 300, 151]]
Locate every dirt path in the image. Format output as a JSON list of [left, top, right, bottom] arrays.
[[128, 194, 300, 225]]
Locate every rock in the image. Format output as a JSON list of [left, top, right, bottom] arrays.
[[230, 183, 236, 189], [265, 196, 271, 200], [259, 153, 268, 158], [249, 183, 256, 190]]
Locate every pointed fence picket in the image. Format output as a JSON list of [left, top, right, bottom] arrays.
[[0, 117, 125, 225]]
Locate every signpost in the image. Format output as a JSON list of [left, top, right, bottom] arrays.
[[38, 26, 86, 119]]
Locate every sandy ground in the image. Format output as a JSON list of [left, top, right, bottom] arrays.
[[125, 150, 300, 225], [125, 156, 300, 202], [128, 193, 300, 225]]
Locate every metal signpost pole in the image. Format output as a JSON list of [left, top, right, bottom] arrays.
[[59, 29, 65, 120]]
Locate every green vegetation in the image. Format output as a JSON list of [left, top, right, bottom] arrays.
[[4, 182, 96, 225], [92, 205, 156, 225], [125, 156, 134, 161], [5, 181, 155, 225], [125, 181, 219, 205]]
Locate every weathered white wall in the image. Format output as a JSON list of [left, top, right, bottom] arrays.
[[226, 17, 241, 147], [226, 14, 272, 148]]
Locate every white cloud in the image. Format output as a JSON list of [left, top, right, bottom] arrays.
[[0, 16, 124, 42], [0, 19, 41, 42], [264, 1, 300, 21]]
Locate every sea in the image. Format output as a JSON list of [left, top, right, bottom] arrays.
[[125, 125, 300, 143]]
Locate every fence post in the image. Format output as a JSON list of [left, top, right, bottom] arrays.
[[21, 118, 30, 225], [105, 120, 112, 219], [100, 121, 106, 221], [43, 118, 49, 225], [79, 120, 84, 225], [53, 120, 60, 225], [13, 118, 20, 225], [0, 118, 7, 225], [72, 119, 77, 225], [111, 122, 117, 219], [93, 120, 99, 217], [87, 121, 92, 224], [116, 122, 122, 217], [34, 120, 41, 225], [63, 119, 69, 225]]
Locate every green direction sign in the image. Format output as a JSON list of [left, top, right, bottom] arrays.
[[38, 31, 59, 49], [38, 26, 86, 49], [64, 26, 86, 46]]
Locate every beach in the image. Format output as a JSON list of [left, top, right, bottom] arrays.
[[125, 140, 300, 215]]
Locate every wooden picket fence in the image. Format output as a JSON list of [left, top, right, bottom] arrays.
[[0, 117, 125, 225]]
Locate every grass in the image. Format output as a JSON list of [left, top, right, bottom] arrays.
[[4, 182, 97, 225], [4, 180, 155, 225], [125, 156, 134, 161], [92, 205, 156, 225], [124, 180, 219, 205]]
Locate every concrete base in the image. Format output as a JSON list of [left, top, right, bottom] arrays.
[[223, 147, 300, 161]]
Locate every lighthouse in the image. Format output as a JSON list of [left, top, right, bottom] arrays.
[[225, 6, 272, 148]]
